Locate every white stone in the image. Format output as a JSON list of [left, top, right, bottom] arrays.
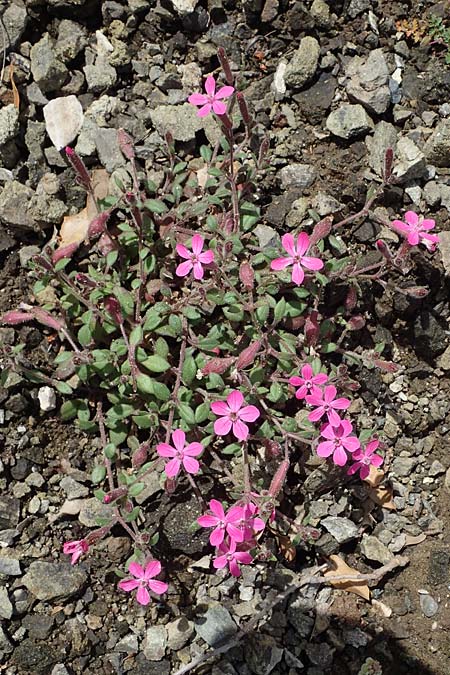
[[37, 386, 56, 412], [43, 96, 84, 150]]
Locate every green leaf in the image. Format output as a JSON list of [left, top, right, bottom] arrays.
[[104, 443, 117, 460], [194, 401, 210, 424], [142, 354, 171, 373], [321, 342, 338, 354], [54, 381, 73, 395], [178, 402, 195, 425], [129, 482, 145, 497], [274, 297, 286, 324], [129, 325, 143, 346], [256, 304, 270, 324], [143, 309, 162, 332], [132, 414, 154, 429], [182, 355, 197, 385], [267, 382, 284, 403], [136, 373, 154, 395], [154, 337, 169, 358], [200, 145, 212, 162], [91, 465, 106, 484], [152, 381, 171, 401], [78, 324, 92, 347], [144, 199, 168, 214], [60, 399, 81, 421]]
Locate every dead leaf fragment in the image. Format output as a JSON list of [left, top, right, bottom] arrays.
[[363, 465, 385, 488], [9, 64, 20, 110], [324, 554, 371, 601], [368, 484, 396, 511]]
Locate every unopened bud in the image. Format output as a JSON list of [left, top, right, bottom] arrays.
[[376, 239, 393, 262], [65, 146, 92, 191], [402, 285, 429, 299], [305, 311, 320, 347], [165, 477, 177, 495], [220, 113, 233, 129], [236, 340, 261, 369], [345, 285, 358, 312], [52, 242, 79, 263], [32, 255, 54, 272], [347, 314, 365, 331], [104, 297, 122, 324], [1, 310, 33, 325], [76, 273, 98, 289], [383, 147, 394, 183], [31, 307, 65, 331], [217, 47, 234, 85], [85, 525, 111, 545], [269, 460, 289, 499], [239, 261, 254, 290], [261, 439, 282, 460], [88, 210, 111, 238], [117, 128, 135, 160], [258, 136, 270, 167], [237, 92, 251, 126], [98, 233, 116, 256], [132, 441, 150, 468], [103, 487, 128, 504], [309, 216, 333, 248], [201, 356, 235, 376]]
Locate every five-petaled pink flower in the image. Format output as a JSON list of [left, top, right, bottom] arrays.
[[198, 499, 245, 546], [63, 539, 89, 565], [157, 429, 203, 478], [391, 211, 440, 251], [213, 538, 253, 577], [240, 502, 266, 541], [289, 364, 328, 400], [118, 560, 168, 606], [188, 75, 235, 117], [176, 234, 214, 280], [271, 232, 324, 286], [347, 439, 384, 480], [211, 390, 260, 441], [317, 419, 360, 467], [306, 385, 350, 427]]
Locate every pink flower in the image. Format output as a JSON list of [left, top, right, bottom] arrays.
[[317, 420, 361, 467], [240, 502, 266, 541], [289, 364, 328, 400], [391, 211, 440, 250], [347, 439, 384, 480], [211, 390, 260, 441], [188, 75, 235, 117], [271, 232, 324, 285], [118, 560, 168, 606], [63, 539, 89, 565], [156, 429, 203, 478], [213, 538, 253, 577], [306, 385, 350, 426], [198, 499, 245, 546], [176, 234, 215, 280]]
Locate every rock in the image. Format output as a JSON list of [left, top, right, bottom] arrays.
[[0, 496, 20, 529], [437, 343, 450, 369], [346, 49, 390, 115], [150, 102, 210, 143], [313, 192, 342, 216], [423, 181, 441, 207], [0, 556, 21, 576], [2, 0, 28, 49], [392, 456, 417, 477], [347, 0, 371, 18], [0, 588, 13, 620], [360, 535, 394, 564], [366, 121, 397, 177], [392, 136, 427, 183], [419, 593, 439, 618], [22, 562, 86, 600], [95, 127, 125, 172], [60, 476, 89, 499], [83, 59, 117, 93], [30, 34, 68, 93], [310, 0, 332, 27], [245, 634, 283, 675], [22, 614, 54, 639], [194, 603, 237, 646], [43, 96, 84, 150], [284, 36, 320, 90], [143, 625, 166, 661], [439, 184, 450, 212], [294, 73, 337, 124], [424, 119, 450, 167], [254, 224, 278, 248], [78, 497, 113, 527], [306, 642, 334, 668], [12, 638, 61, 673], [171, 0, 197, 14], [56, 19, 88, 61], [272, 61, 287, 98], [428, 550, 450, 586], [0, 105, 20, 146], [0, 626, 13, 657], [279, 163, 316, 190], [166, 617, 194, 651], [115, 633, 139, 653], [429, 460, 445, 476], [37, 386, 56, 412], [414, 311, 447, 357], [321, 516, 358, 543], [326, 104, 374, 140], [439, 231, 450, 276]]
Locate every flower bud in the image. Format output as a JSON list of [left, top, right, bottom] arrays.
[[76, 273, 98, 289], [239, 261, 254, 290], [104, 297, 122, 324], [309, 216, 333, 248], [65, 146, 92, 191], [164, 477, 177, 495], [52, 241, 79, 263], [0, 310, 33, 325], [98, 233, 116, 256], [304, 311, 320, 347], [269, 460, 289, 498], [85, 525, 111, 545], [402, 285, 429, 299], [117, 128, 135, 160], [220, 113, 233, 130], [218, 46, 234, 85], [32, 255, 54, 272], [103, 487, 128, 504], [88, 210, 111, 238], [236, 340, 261, 369], [383, 147, 394, 183], [347, 314, 366, 331], [201, 356, 236, 376], [31, 307, 65, 331], [345, 285, 358, 312], [237, 92, 252, 126], [132, 441, 150, 468], [258, 136, 270, 167], [261, 439, 282, 460], [376, 239, 393, 262]]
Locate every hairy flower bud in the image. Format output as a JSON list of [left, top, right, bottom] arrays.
[[309, 216, 333, 248], [383, 147, 394, 183], [103, 487, 128, 504], [52, 241, 79, 263], [218, 46, 234, 85], [269, 459, 289, 498], [32, 255, 54, 272], [132, 441, 150, 469], [104, 297, 122, 324], [65, 146, 92, 191], [1, 310, 33, 325], [239, 261, 254, 290], [261, 439, 282, 460], [258, 136, 270, 167], [304, 311, 320, 347], [220, 113, 233, 131], [235, 340, 261, 369], [85, 525, 111, 545], [347, 314, 366, 331], [31, 307, 66, 331], [117, 128, 135, 160], [402, 285, 429, 299], [88, 210, 111, 238], [375, 239, 393, 262], [201, 356, 236, 376], [237, 92, 252, 126], [75, 273, 98, 289]]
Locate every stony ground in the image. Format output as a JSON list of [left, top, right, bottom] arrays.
[[1, 0, 450, 674]]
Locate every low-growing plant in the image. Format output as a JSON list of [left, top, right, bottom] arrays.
[[0, 49, 440, 606]]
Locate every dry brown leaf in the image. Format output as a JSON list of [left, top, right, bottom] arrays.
[[363, 465, 385, 488], [57, 169, 109, 250], [404, 533, 426, 547], [9, 64, 20, 109], [368, 484, 396, 511], [324, 554, 371, 601], [276, 533, 296, 562]]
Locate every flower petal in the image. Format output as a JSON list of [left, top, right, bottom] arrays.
[[210, 527, 225, 547], [371, 454, 384, 468], [238, 404, 260, 422], [317, 440, 334, 457], [234, 551, 253, 564], [281, 233, 296, 256], [211, 401, 230, 416], [291, 262, 305, 285], [172, 429, 186, 452], [182, 455, 200, 474], [209, 499, 225, 518], [227, 523, 245, 542], [212, 100, 227, 115], [198, 514, 219, 528], [229, 558, 241, 577], [271, 256, 293, 271], [331, 397, 350, 410], [144, 560, 161, 580], [157, 443, 176, 458], [184, 442, 203, 456], [176, 243, 192, 259], [118, 578, 140, 592], [296, 232, 310, 256], [148, 579, 168, 595], [404, 210, 419, 226], [301, 255, 324, 271], [227, 390, 244, 412], [191, 234, 204, 255], [136, 585, 151, 606], [198, 250, 214, 264], [128, 562, 145, 579], [197, 103, 212, 117], [213, 554, 228, 569], [215, 85, 234, 99], [342, 436, 361, 453], [214, 416, 233, 436], [408, 232, 420, 246], [188, 93, 208, 106], [232, 419, 249, 440], [347, 461, 362, 476], [333, 445, 348, 467], [176, 260, 193, 277], [308, 407, 325, 423], [165, 457, 181, 477], [205, 75, 216, 96], [193, 262, 204, 280]]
